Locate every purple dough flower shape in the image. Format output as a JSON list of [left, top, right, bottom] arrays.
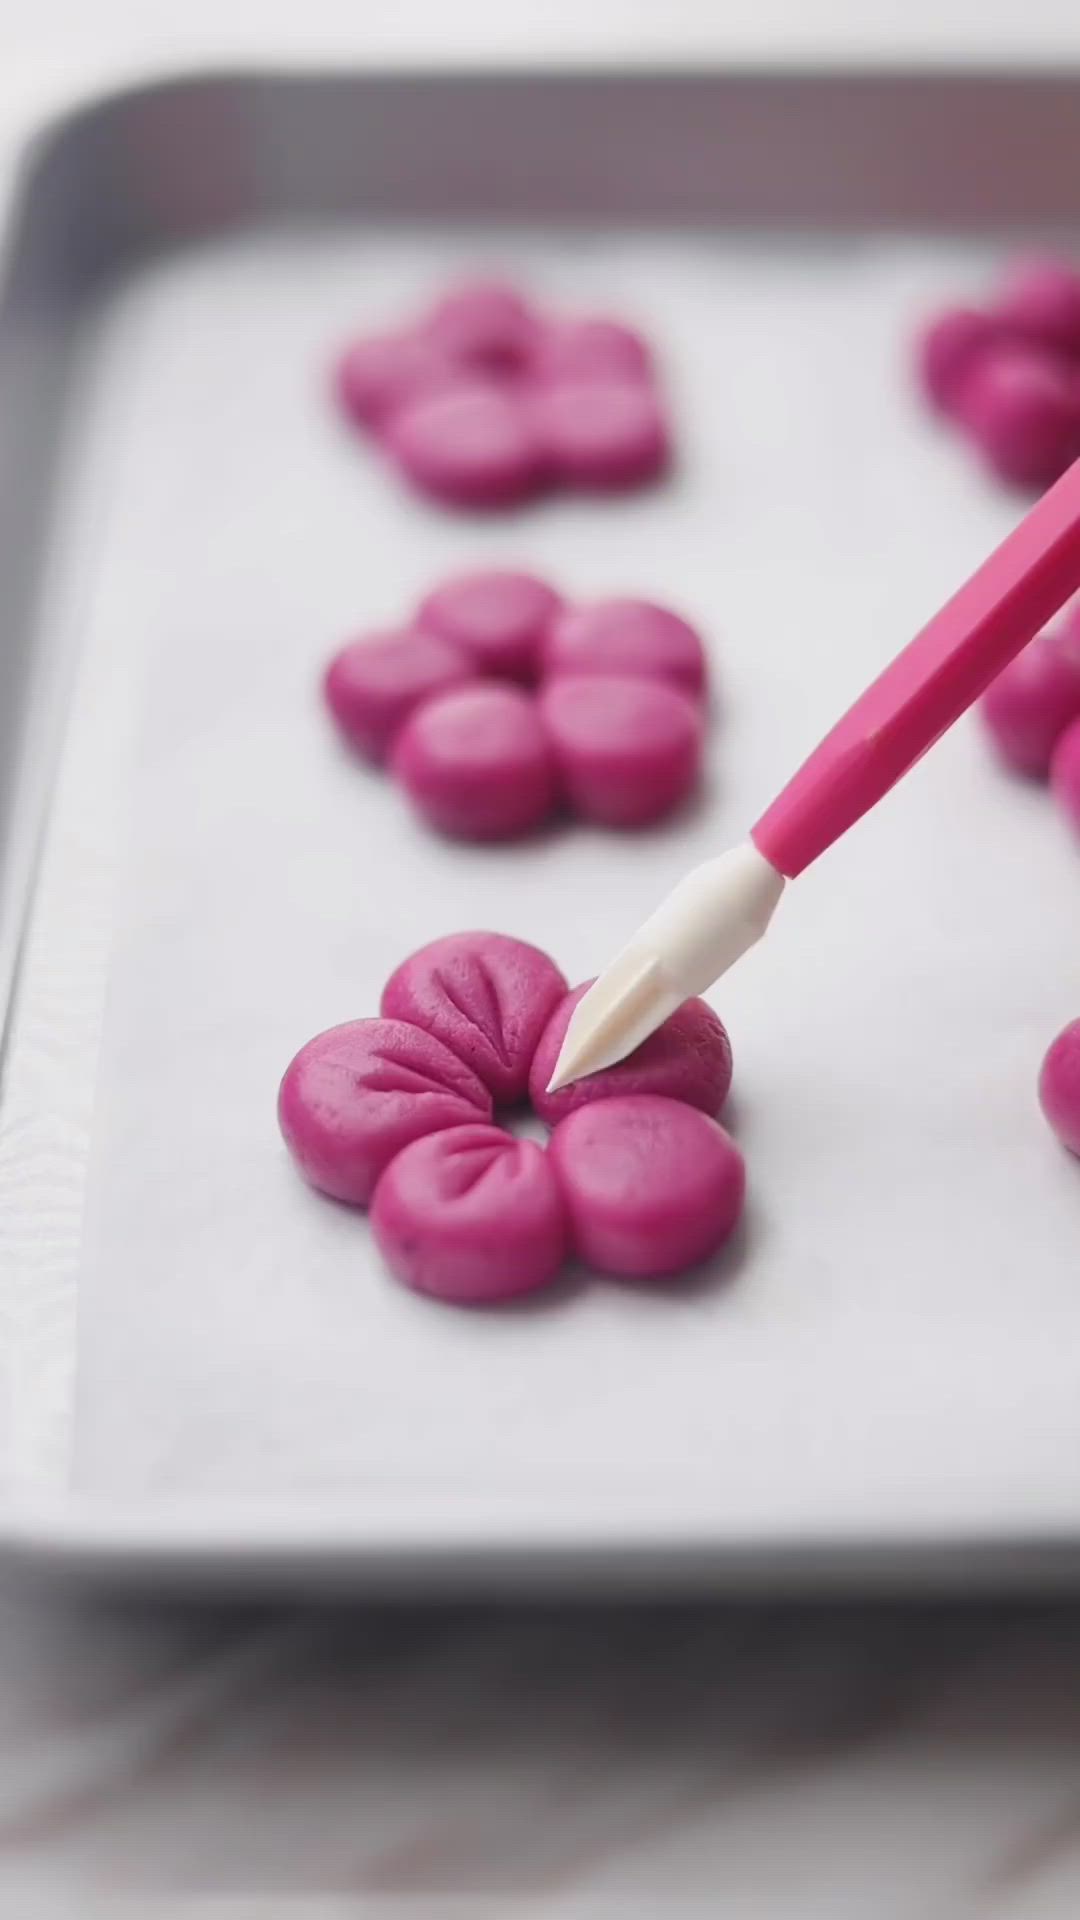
[[279, 930, 743, 1303], [915, 256, 1080, 493], [979, 614, 1080, 779], [324, 569, 711, 840], [1039, 1018, 1080, 1156], [333, 275, 671, 507]]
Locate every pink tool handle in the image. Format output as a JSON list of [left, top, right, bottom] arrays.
[[753, 458, 1080, 879]]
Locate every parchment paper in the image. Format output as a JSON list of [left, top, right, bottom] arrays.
[[67, 228, 1080, 1535]]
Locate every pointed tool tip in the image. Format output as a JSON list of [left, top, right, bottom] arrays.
[[546, 840, 788, 1092], [546, 952, 678, 1092], [546, 997, 598, 1093]]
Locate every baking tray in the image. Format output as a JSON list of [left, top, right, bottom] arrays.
[[4, 67, 1080, 1592]]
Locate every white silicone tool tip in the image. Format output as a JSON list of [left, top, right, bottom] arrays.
[[547, 841, 785, 1091]]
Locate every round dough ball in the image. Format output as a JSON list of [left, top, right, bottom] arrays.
[[334, 331, 458, 432], [993, 256, 1080, 356], [417, 569, 562, 683], [529, 980, 732, 1127], [278, 1018, 492, 1207], [372, 1124, 567, 1303], [915, 307, 1000, 417], [979, 628, 1080, 778], [958, 346, 1080, 489], [530, 376, 669, 488], [532, 317, 653, 384], [323, 627, 474, 763], [382, 931, 568, 1105], [387, 381, 544, 508], [538, 672, 702, 827], [1050, 714, 1080, 832], [543, 597, 707, 699], [549, 1094, 745, 1278], [1039, 1019, 1080, 1157], [424, 279, 539, 376], [392, 683, 558, 840]]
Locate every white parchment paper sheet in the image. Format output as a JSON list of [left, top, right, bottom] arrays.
[[66, 228, 1080, 1534]]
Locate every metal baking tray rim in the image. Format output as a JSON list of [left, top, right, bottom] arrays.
[[5, 64, 1080, 1589]]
